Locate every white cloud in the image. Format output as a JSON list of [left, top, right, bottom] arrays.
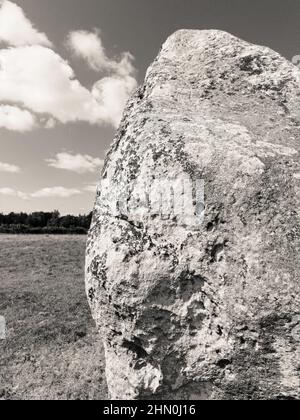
[[67, 30, 138, 126], [0, 186, 82, 199], [92, 75, 137, 127], [0, 0, 52, 47], [0, 6, 137, 130], [45, 118, 56, 129], [66, 30, 135, 77], [0, 105, 36, 132], [0, 187, 28, 199], [0, 46, 102, 124], [46, 152, 104, 174], [0, 44, 136, 128], [31, 187, 82, 198], [84, 184, 97, 193], [66, 30, 108, 72], [0, 161, 21, 173]]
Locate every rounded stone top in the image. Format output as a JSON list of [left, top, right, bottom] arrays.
[[164, 28, 240, 44], [160, 29, 248, 56], [154, 29, 296, 73], [143, 29, 300, 117]]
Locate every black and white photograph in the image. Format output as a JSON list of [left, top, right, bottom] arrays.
[[0, 0, 299, 403]]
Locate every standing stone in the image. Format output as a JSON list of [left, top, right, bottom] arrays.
[[86, 30, 300, 400]]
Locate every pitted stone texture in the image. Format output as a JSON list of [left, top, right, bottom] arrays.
[[86, 30, 300, 400]]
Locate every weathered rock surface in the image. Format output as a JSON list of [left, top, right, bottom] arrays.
[[86, 30, 300, 400]]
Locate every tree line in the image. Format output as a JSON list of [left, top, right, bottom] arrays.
[[0, 211, 92, 234]]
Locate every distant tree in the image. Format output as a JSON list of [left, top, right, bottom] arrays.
[[0, 210, 92, 234], [47, 210, 61, 227]]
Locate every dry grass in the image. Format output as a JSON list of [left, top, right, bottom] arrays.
[[0, 235, 107, 400]]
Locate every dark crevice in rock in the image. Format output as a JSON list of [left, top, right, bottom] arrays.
[[210, 241, 228, 263], [123, 338, 149, 360], [216, 359, 232, 369], [115, 214, 144, 231]]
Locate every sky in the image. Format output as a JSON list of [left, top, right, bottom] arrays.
[[0, 0, 300, 215]]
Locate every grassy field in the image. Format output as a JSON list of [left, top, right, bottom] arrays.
[[0, 235, 107, 400]]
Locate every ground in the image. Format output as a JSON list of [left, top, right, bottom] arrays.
[[0, 235, 107, 400]]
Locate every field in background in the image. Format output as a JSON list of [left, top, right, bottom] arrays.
[[0, 235, 107, 400]]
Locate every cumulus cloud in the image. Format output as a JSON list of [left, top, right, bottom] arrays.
[[45, 118, 56, 129], [84, 184, 97, 193], [66, 30, 137, 126], [0, 186, 82, 199], [46, 152, 104, 174], [92, 76, 137, 127], [0, 105, 36, 132], [0, 46, 102, 124], [0, 0, 52, 47], [66, 30, 109, 71], [0, 4, 137, 130], [30, 187, 82, 198], [0, 44, 136, 128], [0, 187, 28, 199], [0, 161, 21, 173], [66, 30, 135, 77]]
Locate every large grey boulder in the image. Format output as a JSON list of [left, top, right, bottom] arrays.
[[86, 30, 300, 400]]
